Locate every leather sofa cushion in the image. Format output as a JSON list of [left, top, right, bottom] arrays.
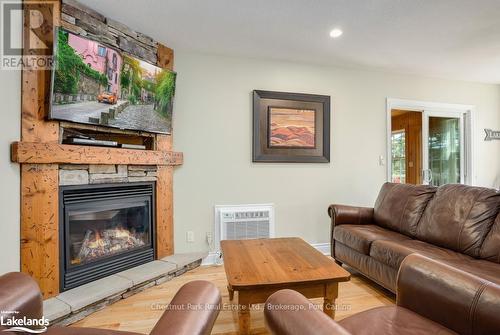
[[338, 306, 456, 335], [439, 258, 500, 285], [416, 184, 500, 257], [480, 212, 500, 263], [334, 224, 410, 255], [370, 239, 471, 270], [374, 183, 436, 237], [335, 242, 399, 292]]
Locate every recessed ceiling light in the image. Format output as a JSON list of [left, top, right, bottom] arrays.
[[329, 28, 343, 38]]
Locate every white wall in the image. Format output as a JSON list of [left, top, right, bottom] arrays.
[[173, 51, 500, 253], [0, 21, 21, 273]]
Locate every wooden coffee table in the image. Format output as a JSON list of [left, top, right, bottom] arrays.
[[221, 237, 351, 334]]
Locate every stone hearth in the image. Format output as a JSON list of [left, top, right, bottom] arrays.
[[44, 252, 207, 326]]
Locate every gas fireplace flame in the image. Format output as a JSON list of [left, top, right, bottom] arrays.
[[73, 226, 146, 265]]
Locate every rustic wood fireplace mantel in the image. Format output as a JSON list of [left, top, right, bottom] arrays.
[[11, 142, 183, 165], [13, 0, 183, 298]]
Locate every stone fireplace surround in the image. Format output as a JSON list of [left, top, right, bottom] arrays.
[[58, 164, 161, 291], [48, 164, 203, 327], [49, 165, 202, 326]]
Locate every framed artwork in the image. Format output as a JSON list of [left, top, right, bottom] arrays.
[[253, 90, 330, 162]]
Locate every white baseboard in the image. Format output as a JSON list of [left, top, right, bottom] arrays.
[[310, 242, 331, 255], [201, 242, 331, 265], [201, 251, 221, 266]]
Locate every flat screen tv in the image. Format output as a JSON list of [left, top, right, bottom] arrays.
[[50, 28, 176, 134]]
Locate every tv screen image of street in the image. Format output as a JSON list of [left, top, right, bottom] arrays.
[[50, 29, 176, 134]]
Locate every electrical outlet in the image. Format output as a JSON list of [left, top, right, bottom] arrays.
[[206, 231, 213, 244], [186, 231, 194, 243]]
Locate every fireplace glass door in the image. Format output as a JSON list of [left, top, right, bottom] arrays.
[[67, 199, 151, 267], [61, 183, 155, 291]]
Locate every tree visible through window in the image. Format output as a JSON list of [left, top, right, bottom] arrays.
[[391, 130, 406, 183]]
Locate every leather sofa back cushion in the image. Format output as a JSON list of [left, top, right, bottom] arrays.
[[374, 183, 436, 237], [480, 212, 500, 263], [416, 184, 500, 257]]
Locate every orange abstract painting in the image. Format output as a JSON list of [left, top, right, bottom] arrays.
[[269, 108, 315, 148]]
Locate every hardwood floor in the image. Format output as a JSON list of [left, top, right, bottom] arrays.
[[73, 265, 395, 334]]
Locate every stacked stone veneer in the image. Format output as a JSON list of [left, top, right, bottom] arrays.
[[59, 164, 157, 186]]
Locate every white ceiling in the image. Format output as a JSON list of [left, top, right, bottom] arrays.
[[83, 0, 500, 84]]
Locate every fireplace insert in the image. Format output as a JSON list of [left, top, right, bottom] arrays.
[[60, 182, 155, 291]]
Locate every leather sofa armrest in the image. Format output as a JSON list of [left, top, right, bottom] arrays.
[[149, 280, 221, 335], [0, 272, 43, 322], [328, 204, 374, 258], [264, 289, 352, 335], [397, 254, 500, 335], [327, 204, 374, 226]]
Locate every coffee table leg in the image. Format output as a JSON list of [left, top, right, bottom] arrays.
[[227, 285, 234, 301], [238, 291, 251, 335], [323, 282, 339, 319]]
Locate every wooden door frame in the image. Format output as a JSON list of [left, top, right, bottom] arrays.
[[386, 98, 475, 185]]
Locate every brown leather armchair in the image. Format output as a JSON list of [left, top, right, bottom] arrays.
[[264, 254, 500, 335], [0, 272, 221, 335]]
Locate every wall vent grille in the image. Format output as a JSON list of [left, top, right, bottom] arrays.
[[214, 204, 274, 248]]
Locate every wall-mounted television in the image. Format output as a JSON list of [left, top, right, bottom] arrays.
[[50, 29, 176, 134]]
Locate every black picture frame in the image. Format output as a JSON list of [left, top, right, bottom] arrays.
[[253, 90, 330, 163]]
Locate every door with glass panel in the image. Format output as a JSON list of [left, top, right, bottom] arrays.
[[422, 111, 465, 186], [390, 110, 422, 185]]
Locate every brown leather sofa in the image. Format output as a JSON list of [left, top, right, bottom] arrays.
[[0, 272, 221, 335], [328, 182, 500, 292], [264, 254, 500, 335]]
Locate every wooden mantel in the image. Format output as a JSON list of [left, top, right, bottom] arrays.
[[11, 142, 183, 165], [17, 0, 180, 298]]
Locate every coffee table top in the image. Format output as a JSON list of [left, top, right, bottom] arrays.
[[221, 237, 350, 289]]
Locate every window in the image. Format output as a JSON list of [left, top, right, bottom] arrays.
[[112, 53, 117, 70], [115, 73, 118, 84], [391, 130, 406, 183], [98, 46, 106, 57]]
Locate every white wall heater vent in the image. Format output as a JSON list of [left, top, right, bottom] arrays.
[[214, 204, 275, 249]]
